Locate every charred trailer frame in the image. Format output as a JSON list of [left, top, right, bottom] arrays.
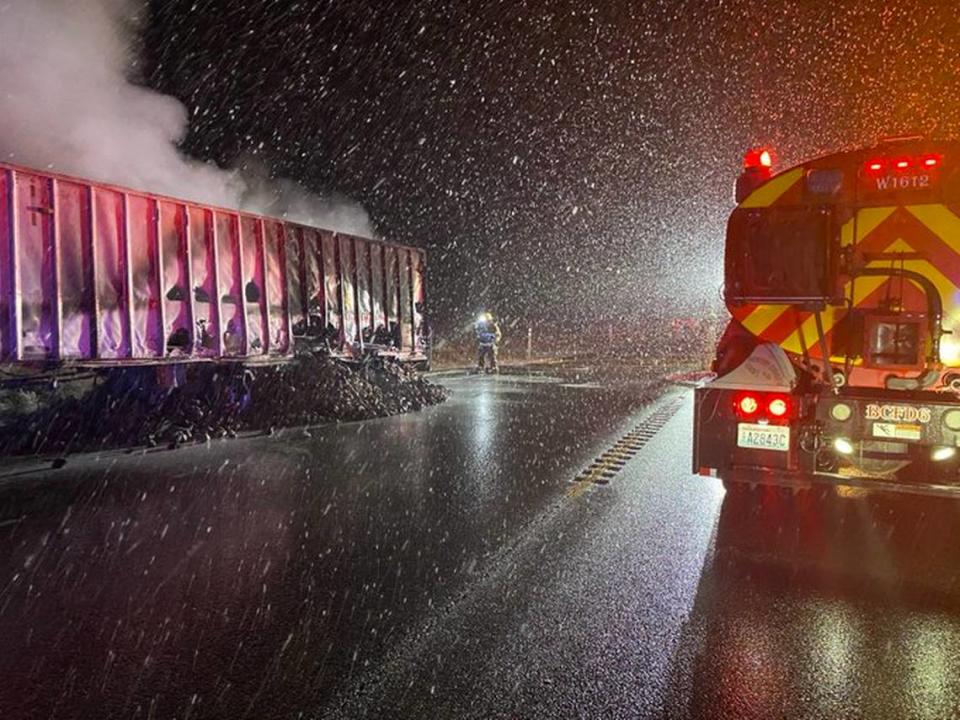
[[0, 162, 429, 388]]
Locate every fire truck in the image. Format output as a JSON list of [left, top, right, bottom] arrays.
[[693, 138, 960, 495]]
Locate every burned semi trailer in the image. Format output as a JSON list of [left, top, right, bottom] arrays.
[[0, 162, 428, 390]]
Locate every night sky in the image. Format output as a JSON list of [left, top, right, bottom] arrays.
[[143, 0, 960, 336]]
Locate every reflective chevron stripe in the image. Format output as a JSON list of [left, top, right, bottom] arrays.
[[739, 168, 804, 208], [732, 201, 960, 367]]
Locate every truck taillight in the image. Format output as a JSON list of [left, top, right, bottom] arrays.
[[768, 396, 790, 418], [735, 393, 760, 417], [733, 391, 793, 423]]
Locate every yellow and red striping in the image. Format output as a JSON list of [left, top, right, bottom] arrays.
[[733, 168, 960, 367]]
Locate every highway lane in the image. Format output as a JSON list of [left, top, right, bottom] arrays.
[[3, 369, 960, 719], [323, 387, 720, 719], [325, 389, 960, 719], [0, 368, 660, 720]]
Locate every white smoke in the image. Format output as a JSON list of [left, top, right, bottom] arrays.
[[239, 163, 377, 238], [0, 0, 375, 237]]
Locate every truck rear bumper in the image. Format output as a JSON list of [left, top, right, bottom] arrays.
[[694, 384, 960, 498]]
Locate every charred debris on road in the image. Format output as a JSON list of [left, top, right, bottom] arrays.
[[0, 355, 448, 457]]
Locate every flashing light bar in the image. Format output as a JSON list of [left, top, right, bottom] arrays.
[[864, 153, 942, 175]]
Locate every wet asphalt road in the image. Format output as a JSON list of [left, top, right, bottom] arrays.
[[3, 368, 960, 719]]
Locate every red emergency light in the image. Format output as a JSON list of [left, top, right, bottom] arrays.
[[736, 148, 775, 202], [743, 148, 773, 170]]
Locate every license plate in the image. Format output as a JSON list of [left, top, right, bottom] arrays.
[[737, 423, 790, 452]]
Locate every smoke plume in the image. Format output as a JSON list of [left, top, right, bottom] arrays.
[[238, 163, 377, 239], [0, 0, 375, 237]]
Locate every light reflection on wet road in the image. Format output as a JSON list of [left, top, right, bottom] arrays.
[[2, 370, 960, 719], [0, 370, 656, 719]]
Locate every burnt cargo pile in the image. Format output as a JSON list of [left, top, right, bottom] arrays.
[[0, 357, 448, 456]]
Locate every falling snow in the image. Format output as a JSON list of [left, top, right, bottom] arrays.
[[0, 2, 958, 719], [143, 0, 960, 339]]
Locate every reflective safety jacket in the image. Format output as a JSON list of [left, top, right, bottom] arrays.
[[477, 331, 497, 347], [476, 322, 502, 347]]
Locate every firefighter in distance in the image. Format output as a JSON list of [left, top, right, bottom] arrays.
[[474, 312, 502, 374]]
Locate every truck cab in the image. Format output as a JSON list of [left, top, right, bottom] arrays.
[[694, 138, 960, 494]]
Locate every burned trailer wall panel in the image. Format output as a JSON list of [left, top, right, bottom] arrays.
[[240, 216, 268, 356], [263, 220, 290, 355], [321, 232, 341, 347], [285, 227, 306, 338], [355, 239, 372, 341], [56, 180, 94, 359], [339, 235, 358, 350], [127, 195, 163, 358], [0, 171, 12, 359], [215, 211, 246, 356], [385, 247, 399, 347], [301, 228, 323, 336], [370, 243, 385, 339], [412, 251, 426, 353], [16, 172, 56, 359], [398, 248, 413, 351], [93, 187, 130, 359], [159, 201, 192, 356], [188, 207, 219, 357], [0, 162, 426, 371]]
